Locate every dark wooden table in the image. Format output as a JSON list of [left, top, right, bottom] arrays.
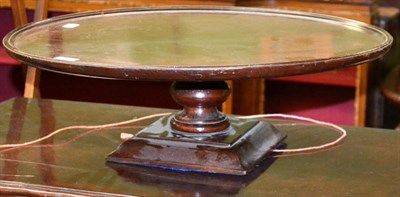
[[0, 98, 398, 196]]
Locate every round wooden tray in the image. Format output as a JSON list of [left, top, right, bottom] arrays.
[[3, 7, 392, 81]]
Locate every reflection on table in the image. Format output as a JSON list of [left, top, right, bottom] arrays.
[[0, 98, 398, 196]]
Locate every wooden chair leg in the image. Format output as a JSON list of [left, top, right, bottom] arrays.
[[10, 0, 49, 98], [34, 0, 49, 21], [24, 67, 41, 98], [10, 0, 27, 27]]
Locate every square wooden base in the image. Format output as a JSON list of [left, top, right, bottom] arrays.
[[107, 116, 285, 175]]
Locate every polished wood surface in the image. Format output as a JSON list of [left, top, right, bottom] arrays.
[[3, 7, 392, 81], [0, 98, 399, 196], [170, 81, 230, 133]]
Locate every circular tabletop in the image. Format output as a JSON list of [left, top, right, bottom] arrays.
[[3, 7, 392, 81]]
